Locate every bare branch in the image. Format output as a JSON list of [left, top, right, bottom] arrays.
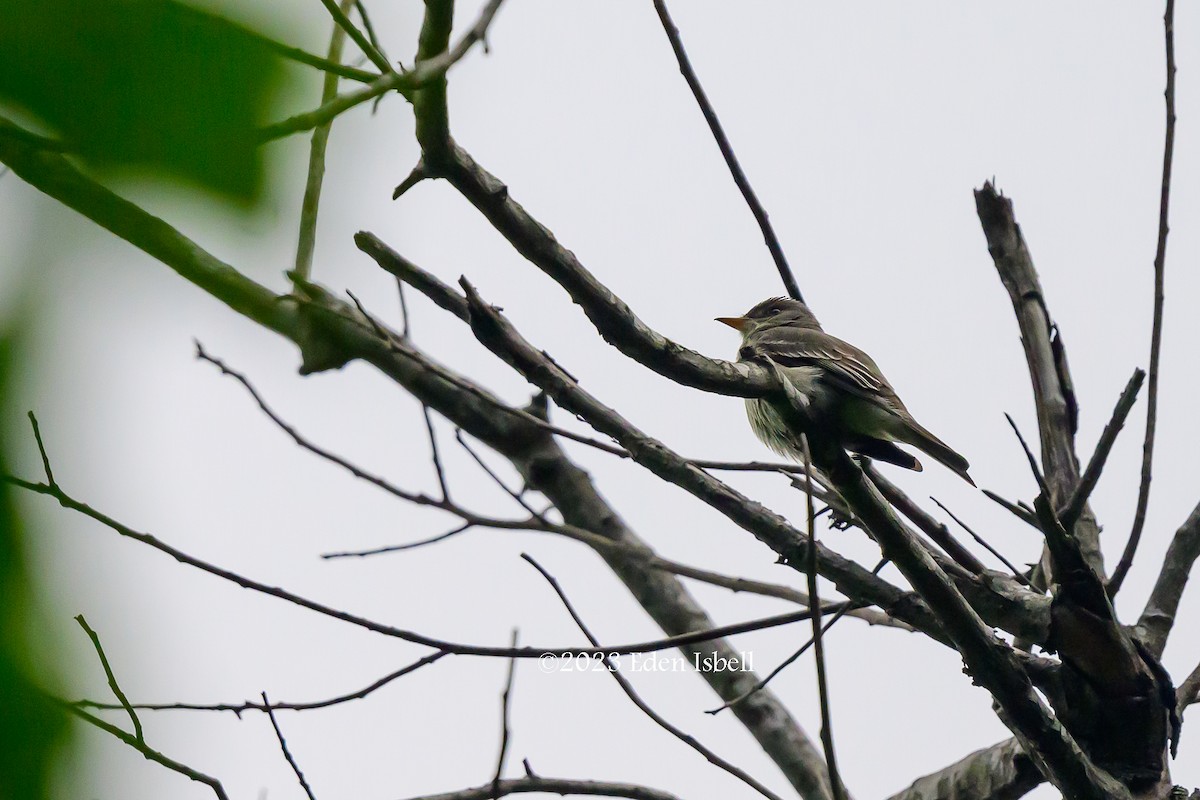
[[1137, 500, 1200, 658], [522, 554, 788, 800], [293, 0, 355, 281], [975, 182, 1100, 575], [262, 692, 318, 800], [395, 775, 683, 800], [1117, 0, 1177, 598], [73, 652, 446, 715], [351, 0, 388, 65], [62, 704, 230, 800], [314, 0, 391, 73], [423, 406, 452, 501], [801, 435, 847, 800], [651, 0, 801, 302], [981, 490, 1040, 531], [866, 465, 986, 575], [928, 498, 1029, 586], [1060, 369, 1144, 531], [455, 430, 541, 518], [26, 410, 56, 486], [1177, 661, 1200, 717], [74, 614, 142, 743], [168, 16, 381, 84], [322, 522, 472, 558], [886, 739, 1041, 800], [490, 630, 519, 794]]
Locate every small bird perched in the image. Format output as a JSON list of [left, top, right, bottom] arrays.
[[718, 297, 974, 486]]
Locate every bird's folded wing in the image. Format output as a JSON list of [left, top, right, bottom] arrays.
[[740, 330, 897, 404]]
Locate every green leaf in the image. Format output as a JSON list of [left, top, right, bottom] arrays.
[[0, 332, 71, 800], [0, 0, 294, 200]]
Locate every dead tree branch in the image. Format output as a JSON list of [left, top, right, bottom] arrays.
[[395, 776, 683, 800], [974, 182, 1100, 576], [62, 704, 230, 800], [651, 0, 801, 302], [73, 652, 446, 715], [262, 692, 319, 800], [886, 738, 1041, 800], [1115, 0, 1178, 598], [293, 0, 355, 281], [1137, 500, 1200, 658], [73, 614, 143, 743]]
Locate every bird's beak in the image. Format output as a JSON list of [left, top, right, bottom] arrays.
[[715, 316, 749, 331]]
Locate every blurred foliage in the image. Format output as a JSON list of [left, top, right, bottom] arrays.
[[0, 0, 296, 200], [0, 331, 70, 800]]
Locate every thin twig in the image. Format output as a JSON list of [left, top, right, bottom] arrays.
[[1117, 0, 1177, 597], [252, 30, 378, 82], [423, 406, 452, 501], [74, 614, 143, 743], [395, 775, 683, 800], [315, 0, 391, 72], [1060, 369, 1144, 531], [455, 429, 544, 520], [389, 269, 453, 503], [491, 630, 519, 795], [521, 554, 786, 800], [928, 498, 1030, 585], [27, 411, 55, 486], [73, 651, 446, 715], [1178, 660, 1200, 716], [801, 434, 847, 800], [352, 0, 389, 66], [981, 489, 1041, 531], [322, 522, 471, 558], [866, 464, 986, 575], [397, 278, 412, 339], [1005, 414, 1054, 504], [263, 692, 318, 800], [293, 0, 355, 281], [61, 704, 230, 800], [651, 0, 801, 302], [1136, 500, 1200, 657]]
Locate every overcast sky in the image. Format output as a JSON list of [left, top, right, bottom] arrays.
[[2, 1, 1198, 798]]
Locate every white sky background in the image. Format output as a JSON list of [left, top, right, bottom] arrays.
[[1, 1, 1199, 798]]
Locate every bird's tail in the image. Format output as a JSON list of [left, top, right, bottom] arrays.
[[895, 418, 975, 487]]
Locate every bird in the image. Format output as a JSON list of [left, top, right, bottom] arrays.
[[717, 296, 975, 486]]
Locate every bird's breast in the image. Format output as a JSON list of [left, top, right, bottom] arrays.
[[745, 397, 803, 460]]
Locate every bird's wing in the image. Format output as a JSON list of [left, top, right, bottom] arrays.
[[741, 329, 905, 410]]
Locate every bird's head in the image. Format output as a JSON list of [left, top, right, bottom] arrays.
[[716, 296, 822, 338]]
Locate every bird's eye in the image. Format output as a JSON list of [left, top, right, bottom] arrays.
[[768, 306, 781, 315]]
